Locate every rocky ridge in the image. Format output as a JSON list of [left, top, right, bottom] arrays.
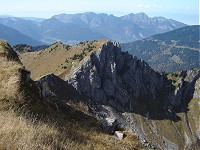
[[35, 41, 200, 149]]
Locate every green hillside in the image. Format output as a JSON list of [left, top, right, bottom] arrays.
[[121, 25, 200, 73]]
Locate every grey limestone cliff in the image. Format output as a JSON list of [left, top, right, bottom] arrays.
[[67, 41, 167, 113]]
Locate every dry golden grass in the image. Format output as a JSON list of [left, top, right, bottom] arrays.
[[0, 59, 23, 101], [0, 106, 143, 150], [0, 40, 24, 106]]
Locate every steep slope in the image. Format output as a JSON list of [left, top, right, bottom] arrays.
[[121, 25, 200, 72], [0, 40, 143, 149], [21, 40, 200, 149], [0, 24, 43, 46]]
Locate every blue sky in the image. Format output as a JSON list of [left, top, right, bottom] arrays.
[[0, 0, 199, 24]]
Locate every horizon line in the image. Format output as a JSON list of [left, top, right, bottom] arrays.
[[0, 11, 199, 25]]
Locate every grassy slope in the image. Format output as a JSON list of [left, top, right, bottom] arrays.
[[0, 40, 143, 150], [0, 106, 143, 150]]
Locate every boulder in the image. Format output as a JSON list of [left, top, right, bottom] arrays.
[[114, 131, 124, 140]]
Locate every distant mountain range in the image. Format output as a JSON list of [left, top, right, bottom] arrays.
[[0, 12, 187, 45], [0, 24, 43, 46], [121, 25, 200, 73]]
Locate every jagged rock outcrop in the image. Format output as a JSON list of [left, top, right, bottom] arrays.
[[67, 41, 168, 114]]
